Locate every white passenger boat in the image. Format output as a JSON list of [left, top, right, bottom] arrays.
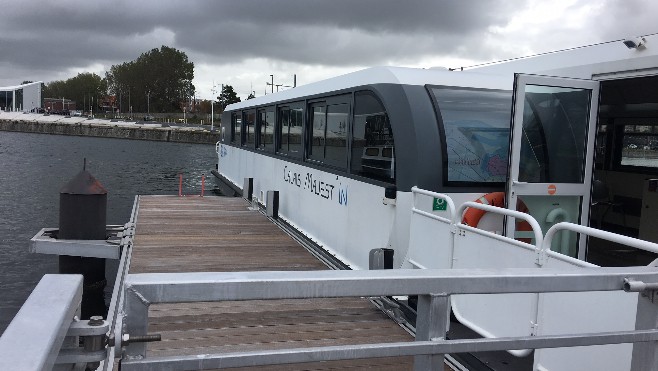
[[213, 34, 658, 370]]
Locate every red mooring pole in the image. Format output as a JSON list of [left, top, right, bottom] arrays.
[[178, 174, 183, 197], [201, 175, 205, 197]]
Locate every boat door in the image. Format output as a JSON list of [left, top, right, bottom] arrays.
[[506, 74, 600, 259]]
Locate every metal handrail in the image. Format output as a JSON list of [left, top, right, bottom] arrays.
[[543, 222, 658, 256], [456, 201, 544, 247], [410, 186, 455, 223], [100, 196, 139, 371], [0, 275, 83, 370], [120, 267, 658, 370]]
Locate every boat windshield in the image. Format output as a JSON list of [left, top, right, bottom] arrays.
[[430, 87, 512, 184]]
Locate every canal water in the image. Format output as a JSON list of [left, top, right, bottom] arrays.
[[0, 131, 216, 335]]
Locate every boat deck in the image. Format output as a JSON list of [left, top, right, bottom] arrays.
[[129, 195, 416, 370]]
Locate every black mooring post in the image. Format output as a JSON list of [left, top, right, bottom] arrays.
[[58, 168, 108, 319]]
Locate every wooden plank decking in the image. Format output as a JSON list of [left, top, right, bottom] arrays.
[[130, 195, 415, 370]]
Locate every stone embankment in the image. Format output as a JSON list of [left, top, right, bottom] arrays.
[[0, 112, 220, 144]]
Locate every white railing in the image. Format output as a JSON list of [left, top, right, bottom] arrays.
[[117, 267, 658, 370], [544, 221, 658, 256], [0, 275, 109, 371], [411, 186, 456, 223], [456, 201, 544, 247], [407, 189, 658, 366], [406, 187, 456, 269]]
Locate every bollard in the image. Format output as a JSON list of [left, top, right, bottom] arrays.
[[58, 168, 108, 319], [178, 174, 183, 197], [201, 175, 205, 197]]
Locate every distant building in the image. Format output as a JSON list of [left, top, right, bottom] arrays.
[[100, 95, 117, 113], [0, 81, 42, 112], [43, 98, 76, 113]]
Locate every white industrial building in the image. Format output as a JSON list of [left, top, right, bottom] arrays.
[[0, 81, 42, 112]]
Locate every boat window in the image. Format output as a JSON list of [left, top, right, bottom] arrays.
[[257, 107, 275, 152], [618, 123, 658, 169], [242, 110, 256, 147], [231, 112, 241, 145], [518, 85, 591, 183], [431, 87, 511, 184], [351, 91, 395, 182], [324, 103, 349, 168], [277, 103, 303, 158], [306, 100, 349, 169], [308, 104, 326, 163]]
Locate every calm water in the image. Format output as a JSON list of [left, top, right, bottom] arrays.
[[0, 132, 216, 334]]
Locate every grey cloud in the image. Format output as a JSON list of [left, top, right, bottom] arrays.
[[0, 0, 517, 83], [175, 0, 517, 65], [4, 0, 653, 85]]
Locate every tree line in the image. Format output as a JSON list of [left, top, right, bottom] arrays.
[[41, 45, 244, 115]]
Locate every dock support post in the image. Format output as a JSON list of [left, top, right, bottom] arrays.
[[631, 290, 658, 370], [266, 191, 279, 219], [243, 178, 253, 201], [414, 293, 448, 371], [122, 284, 150, 359]]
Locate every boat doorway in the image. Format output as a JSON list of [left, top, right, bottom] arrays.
[[587, 74, 658, 266], [505, 74, 600, 260]]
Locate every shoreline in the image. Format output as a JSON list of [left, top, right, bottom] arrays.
[[0, 114, 220, 145]]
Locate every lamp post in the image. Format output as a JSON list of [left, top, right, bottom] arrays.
[[211, 81, 218, 132], [128, 88, 132, 119]]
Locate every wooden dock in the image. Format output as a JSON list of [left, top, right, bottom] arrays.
[[129, 195, 416, 370]]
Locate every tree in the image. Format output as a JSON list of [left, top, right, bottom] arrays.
[[198, 99, 212, 115], [217, 85, 241, 111], [105, 46, 194, 113], [42, 73, 106, 111], [246, 92, 256, 100]]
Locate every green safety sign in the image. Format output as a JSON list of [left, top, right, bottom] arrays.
[[432, 197, 447, 211]]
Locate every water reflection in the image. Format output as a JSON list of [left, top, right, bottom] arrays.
[[0, 132, 216, 334]]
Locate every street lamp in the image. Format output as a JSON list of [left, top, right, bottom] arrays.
[[211, 81, 218, 132], [128, 87, 132, 119]]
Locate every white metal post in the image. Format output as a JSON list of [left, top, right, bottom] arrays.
[[631, 290, 658, 370], [414, 293, 449, 370], [211, 81, 216, 132]]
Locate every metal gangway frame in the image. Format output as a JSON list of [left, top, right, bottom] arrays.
[[6, 193, 658, 370], [117, 267, 658, 370], [114, 185, 658, 371]]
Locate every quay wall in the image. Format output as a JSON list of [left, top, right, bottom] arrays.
[[0, 119, 220, 144]]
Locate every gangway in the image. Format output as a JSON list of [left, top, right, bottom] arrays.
[[4, 194, 658, 370]]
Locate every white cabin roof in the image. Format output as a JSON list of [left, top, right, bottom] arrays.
[[227, 66, 512, 111], [466, 34, 658, 80]]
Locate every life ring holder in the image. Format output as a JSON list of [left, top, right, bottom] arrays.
[[461, 192, 534, 243]]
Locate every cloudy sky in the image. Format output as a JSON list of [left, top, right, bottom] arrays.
[[1, 0, 656, 100]]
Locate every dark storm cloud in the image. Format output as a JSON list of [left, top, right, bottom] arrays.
[[177, 0, 518, 64], [0, 0, 516, 83]]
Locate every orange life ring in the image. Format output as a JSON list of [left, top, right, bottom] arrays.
[[461, 192, 506, 227], [461, 192, 533, 243]]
